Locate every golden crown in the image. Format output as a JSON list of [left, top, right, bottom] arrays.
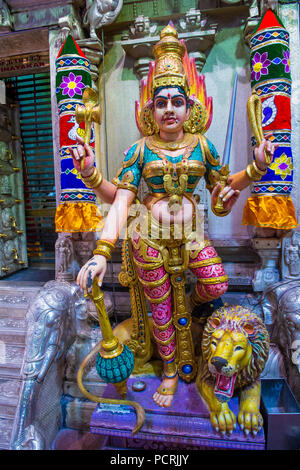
[[152, 23, 190, 96], [135, 23, 213, 136]]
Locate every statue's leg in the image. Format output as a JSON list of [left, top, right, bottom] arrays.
[[188, 243, 228, 322], [133, 243, 178, 408]]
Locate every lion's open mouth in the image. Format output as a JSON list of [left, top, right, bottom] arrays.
[[214, 372, 237, 402]]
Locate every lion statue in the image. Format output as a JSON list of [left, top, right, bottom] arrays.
[[196, 305, 270, 437]]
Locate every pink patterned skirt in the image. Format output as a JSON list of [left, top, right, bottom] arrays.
[[130, 210, 228, 366]]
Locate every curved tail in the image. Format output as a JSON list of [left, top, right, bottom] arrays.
[[77, 341, 146, 435]]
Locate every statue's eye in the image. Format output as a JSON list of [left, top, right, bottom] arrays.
[[155, 100, 166, 109], [234, 345, 243, 351], [173, 98, 185, 107], [211, 340, 217, 348]]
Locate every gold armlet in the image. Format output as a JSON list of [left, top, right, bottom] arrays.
[[93, 240, 115, 260], [211, 204, 231, 217], [82, 166, 103, 189], [246, 161, 267, 181]]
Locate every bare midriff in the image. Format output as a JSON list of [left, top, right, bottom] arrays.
[[142, 193, 195, 225]]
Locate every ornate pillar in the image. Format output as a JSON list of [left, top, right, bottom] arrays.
[[278, 1, 300, 224], [243, 1, 300, 291], [50, 13, 104, 281]]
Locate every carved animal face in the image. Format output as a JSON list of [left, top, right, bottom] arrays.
[[207, 321, 253, 400], [202, 306, 269, 402]]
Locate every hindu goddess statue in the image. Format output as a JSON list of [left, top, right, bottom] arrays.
[[70, 24, 276, 408]]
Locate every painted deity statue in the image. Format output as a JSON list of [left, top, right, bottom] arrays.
[[70, 24, 276, 409]]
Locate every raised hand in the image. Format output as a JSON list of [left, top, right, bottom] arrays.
[[69, 135, 96, 177], [254, 132, 278, 171], [211, 177, 240, 212]]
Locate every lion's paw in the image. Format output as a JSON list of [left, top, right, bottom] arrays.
[[210, 405, 236, 435], [238, 408, 263, 436]]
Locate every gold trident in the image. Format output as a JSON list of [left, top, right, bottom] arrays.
[[247, 90, 271, 165], [75, 87, 102, 171]]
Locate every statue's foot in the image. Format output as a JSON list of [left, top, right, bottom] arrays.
[[153, 374, 178, 408]]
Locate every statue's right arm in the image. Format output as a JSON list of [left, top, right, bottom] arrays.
[[92, 177, 117, 205], [76, 188, 136, 292]]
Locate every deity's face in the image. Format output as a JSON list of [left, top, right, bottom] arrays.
[[153, 87, 190, 135]]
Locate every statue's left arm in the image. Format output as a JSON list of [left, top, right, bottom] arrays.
[[210, 133, 277, 211], [229, 133, 277, 192]]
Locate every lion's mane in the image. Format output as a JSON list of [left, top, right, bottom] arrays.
[[201, 305, 269, 388]]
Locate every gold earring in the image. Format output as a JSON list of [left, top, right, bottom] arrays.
[[139, 103, 159, 136], [183, 100, 207, 134]]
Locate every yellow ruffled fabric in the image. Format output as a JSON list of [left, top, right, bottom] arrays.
[[242, 195, 298, 230], [55, 202, 104, 233]]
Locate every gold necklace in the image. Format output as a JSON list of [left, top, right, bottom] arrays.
[[147, 132, 195, 151]]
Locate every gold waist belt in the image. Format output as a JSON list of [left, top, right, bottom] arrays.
[[146, 212, 194, 244], [136, 206, 204, 251]]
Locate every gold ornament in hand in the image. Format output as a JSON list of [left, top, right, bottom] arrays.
[[247, 91, 271, 165], [212, 165, 230, 215], [75, 87, 102, 170]]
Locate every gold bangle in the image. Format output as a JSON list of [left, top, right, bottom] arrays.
[[82, 167, 103, 189], [246, 162, 267, 181], [81, 166, 97, 181], [200, 275, 229, 285], [83, 169, 103, 187], [93, 240, 115, 259], [253, 160, 267, 175], [84, 173, 103, 189], [93, 246, 112, 260], [96, 239, 115, 250]]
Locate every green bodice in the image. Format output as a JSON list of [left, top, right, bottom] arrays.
[[112, 133, 221, 195]]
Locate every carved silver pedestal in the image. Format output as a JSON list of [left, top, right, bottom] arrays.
[[261, 279, 300, 402], [10, 280, 113, 450], [251, 238, 281, 292], [55, 232, 96, 282], [281, 231, 300, 281]]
